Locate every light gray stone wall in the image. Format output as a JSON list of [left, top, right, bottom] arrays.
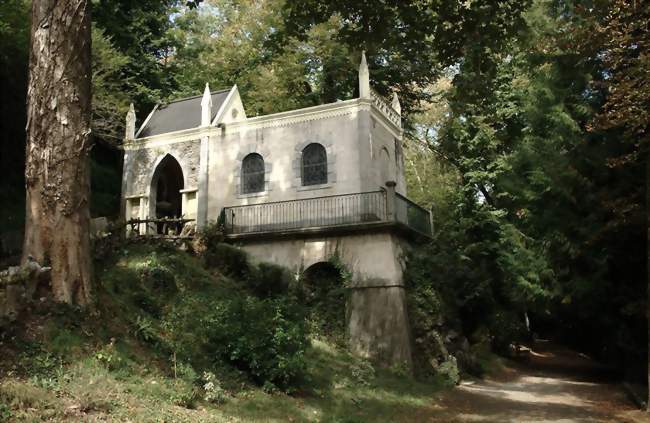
[[122, 97, 405, 224], [369, 114, 407, 194], [206, 101, 365, 219], [123, 139, 201, 197], [237, 231, 413, 368]]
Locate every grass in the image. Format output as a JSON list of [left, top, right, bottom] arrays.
[[0, 244, 446, 422], [1, 340, 445, 422]]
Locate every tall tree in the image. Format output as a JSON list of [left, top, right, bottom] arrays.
[[583, 0, 649, 407], [23, 0, 93, 305], [280, 0, 530, 123]]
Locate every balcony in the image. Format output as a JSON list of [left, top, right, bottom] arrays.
[[221, 188, 432, 240]]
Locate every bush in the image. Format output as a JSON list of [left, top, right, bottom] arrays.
[[437, 355, 460, 386], [488, 310, 527, 354], [202, 296, 308, 391], [0, 403, 11, 422], [246, 262, 291, 297], [203, 243, 250, 279], [202, 372, 227, 404], [298, 261, 347, 345], [196, 221, 224, 254]]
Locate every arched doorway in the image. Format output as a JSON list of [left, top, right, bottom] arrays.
[[151, 154, 184, 220], [302, 261, 346, 344]]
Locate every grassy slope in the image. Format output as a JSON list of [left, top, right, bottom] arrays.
[[0, 245, 444, 422]]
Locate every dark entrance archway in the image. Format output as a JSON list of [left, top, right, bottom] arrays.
[[151, 154, 184, 220], [302, 261, 346, 344]]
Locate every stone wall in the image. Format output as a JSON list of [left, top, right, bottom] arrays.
[[123, 139, 201, 197], [236, 230, 413, 368]]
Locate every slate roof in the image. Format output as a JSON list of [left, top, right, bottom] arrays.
[[137, 88, 231, 138]]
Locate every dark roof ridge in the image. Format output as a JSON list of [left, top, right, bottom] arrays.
[[159, 87, 232, 106], [137, 87, 233, 138]]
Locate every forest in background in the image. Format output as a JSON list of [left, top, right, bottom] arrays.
[[0, 0, 646, 385]]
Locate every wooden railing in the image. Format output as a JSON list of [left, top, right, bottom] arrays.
[[126, 218, 195, 237]]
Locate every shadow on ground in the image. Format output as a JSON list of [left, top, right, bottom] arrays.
[[427, 340, 648, 423]]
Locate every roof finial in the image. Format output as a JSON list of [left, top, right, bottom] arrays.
[[201, 83, 212, 127], [125, 103, 136, 140], [391, 92, 401, 115], [359, 51, 370, 99]]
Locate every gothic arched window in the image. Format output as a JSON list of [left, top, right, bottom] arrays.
[[241, 153, 265, 194], [301, 143, 327, 186]]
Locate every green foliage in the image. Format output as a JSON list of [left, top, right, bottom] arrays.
[[203, 243, 250, 279], [94, 341, 126, 372], [436, 356, 460, 387], [98, 245, 309, 391], [488, 310, 528, 354], [199, 296, 308, 390], [133, 315, 159, 344], [201, 371, 227, 404], [200, 236, 291, 297], [196, 221, 225, 252], [281, 0, 531, 122], [246, 262, 291, 297], [91, 27, 131, 142], [93, 0, 181, 113], [298, 260, 348, 346], [419, 0, 646, 372], [0, 403, 11, 422]]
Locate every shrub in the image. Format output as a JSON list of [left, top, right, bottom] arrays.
[[298, 261, 347, 345], [202, 372, 227, 404], [0, 403, 11, 422], [437, 355, 460, 386], [350, 359, 375, 387], [196, 221, 225, 254], [133, 315, 158, 344], [169, 385, 199, 409], [203, 243, 250, 279], [94, 341, 124, 372], [246, 262, 291, 297], [488, 310, 527, 354], [202, 296, 308, 391]]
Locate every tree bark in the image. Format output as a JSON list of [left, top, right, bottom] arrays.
[[23, 0, 93, 305]]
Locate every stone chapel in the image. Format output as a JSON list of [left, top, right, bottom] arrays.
[[121, 52, 432, 367]]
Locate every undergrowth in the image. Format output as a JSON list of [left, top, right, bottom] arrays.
[[0, 243, 445, 422]]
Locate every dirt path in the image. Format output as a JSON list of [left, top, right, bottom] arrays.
[[428, 340, 649, 423]]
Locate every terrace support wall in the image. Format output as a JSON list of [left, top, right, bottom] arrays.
[[236, 231, 413, 369]]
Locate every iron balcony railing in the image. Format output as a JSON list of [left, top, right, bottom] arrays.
[[395, 193, 433, 236], [221, 190, 432, 238], [222, 191, 387, 235]]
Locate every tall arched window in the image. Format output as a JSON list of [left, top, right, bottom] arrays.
[[241, 153, 265, 194], [301, 143, 327, 186]]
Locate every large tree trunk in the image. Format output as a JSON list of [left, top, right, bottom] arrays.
[[23, 0, 93, 305]]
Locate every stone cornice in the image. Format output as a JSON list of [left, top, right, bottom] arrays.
[[223, 99, 362, 134], [122, 97, 403, 150]]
